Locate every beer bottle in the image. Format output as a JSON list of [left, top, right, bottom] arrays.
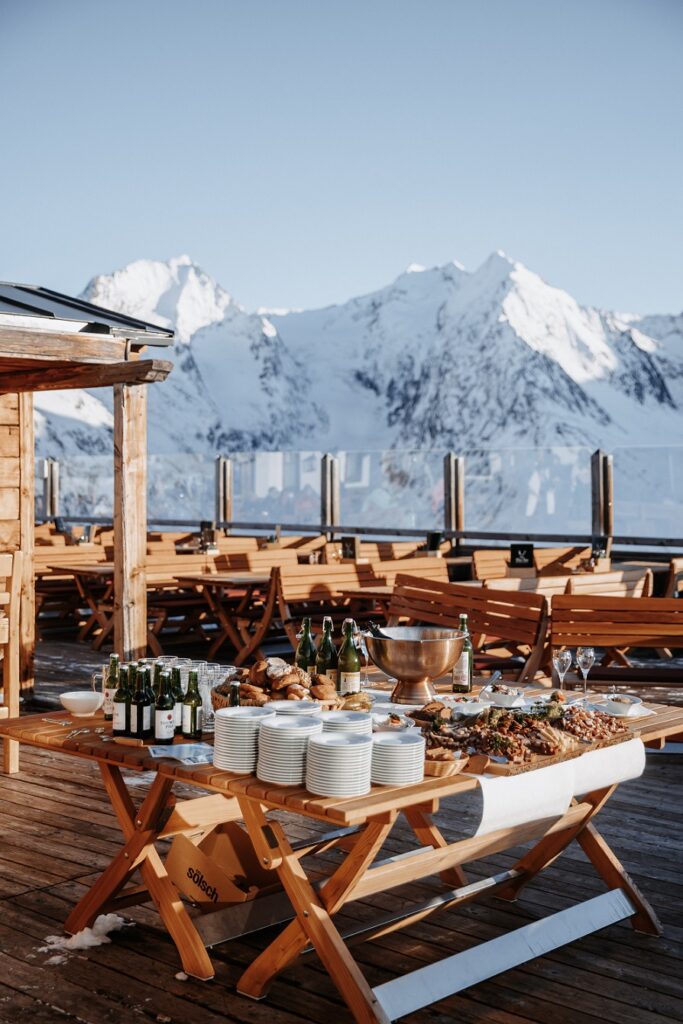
[[315, 615, 338, 685], [103, 653, 119, 722], [229, 679, 241, 707], [154, 671, 176, 745], [142, 664, 156, 737], [338, 619, 361, 694], [170, 666, 185, 735], [125, 662, 137, 737], [112, 664, 130, 738], [131, 666, 153, 741], [295, 617, 317, 676], [452, 613, 474, 694], [182, 669, 203, 740], [153, 661, 163, 699]]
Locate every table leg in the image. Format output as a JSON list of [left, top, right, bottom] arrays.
[[403, 804, 467, 888], [65, 765, 214, 980], [236, 800, 393, 1023]]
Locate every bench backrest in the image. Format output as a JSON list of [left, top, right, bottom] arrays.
[[566, 568, 652, 597], [389, 574, 547, 650], [471, 549, 510, 580], [534, 546, 592, 574], [215, 535, 260, 553], [371, 556, 449, 587], [278, 562, 378, 603], [664, 557, 683, 599], [551, 594, 683, 648], [483, 574, 572, 597], [218, 548, 299, 571]]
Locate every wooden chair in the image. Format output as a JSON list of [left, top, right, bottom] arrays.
[[387, 575, 548, 683], [550, 594, 683, 678], [215, 535, 260, 554], [370, 556, 449, 588], [0, 550, 22, 773]]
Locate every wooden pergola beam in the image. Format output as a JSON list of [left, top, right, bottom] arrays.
[[0, 358, 173, 394], [0, 328, 132, 365]]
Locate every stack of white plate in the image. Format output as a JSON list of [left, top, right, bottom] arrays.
[[257, 715, 323, 785], [320, 710, 373, 736], [268, 700, 322, 717], [371, 731, 426, 786], [306, 733, 373, 797], [213, 706, 275, 773]]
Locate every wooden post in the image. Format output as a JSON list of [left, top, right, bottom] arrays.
[[321, 454, 340, 537], [590, 449, 604, 540], [602, 453, 614, 555], [443, 453, 464, 552], [215, 456, 233, 530], [18, 393, 34, 693], [113, 384, 147, 660]]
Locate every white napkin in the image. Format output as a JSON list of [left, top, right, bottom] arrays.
[[472, 737, 646, 837], [571, 737, 645, 797], [474, 759, 575, 836]]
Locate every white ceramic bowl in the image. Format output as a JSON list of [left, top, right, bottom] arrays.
[[59, 690, 104, 717], [605, 694, 642, 717], [481, 686, 524, 708]]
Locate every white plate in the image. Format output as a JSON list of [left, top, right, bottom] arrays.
[[215, 706, 276, 720], [269, 700, 321, 715]]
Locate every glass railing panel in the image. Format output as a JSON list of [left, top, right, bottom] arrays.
[[147, 453, 216, 523], [58, 455, 114, 518], [337, 450, 446, 531], [231, 450, 323, 526], [612, 446, 683, 539], [463, 446, 592, 537]]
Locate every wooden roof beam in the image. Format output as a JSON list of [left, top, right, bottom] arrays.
[[0, 358, 173, 394]]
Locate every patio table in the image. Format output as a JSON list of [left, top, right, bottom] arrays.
[[1, 688, 682, 1023], [174, 571, 271, 660], [47, 562, 116, 646]]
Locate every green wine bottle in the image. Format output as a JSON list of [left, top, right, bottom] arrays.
[[182, 670, 203, 739], [338, 619, 361, 694], [130, 666, 153, 741], [112, 664, 130, 738], [170, 666, 185, 735], [154, 671, 176, 745], [125, 662, 137, 737], [452, 613, 474, 693], [315, 615, 338, 685], [103, 653, 119, 722], [295, 617, 317, 676]]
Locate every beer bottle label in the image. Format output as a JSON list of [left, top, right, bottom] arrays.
[[155, 710, 175, 741], [339, 671, 361, 694], [103, 687, 115, 715], [174, 701, 183, 729], [451, 652, 471, 692], [143, 705, 152, 731], [130, 706, 138, 732], [326, 669, 338, 685], [182, 705, 202, 733], [112, 704, 126, 731]]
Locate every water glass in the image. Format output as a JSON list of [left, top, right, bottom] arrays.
[[552, 648, 573, 690]]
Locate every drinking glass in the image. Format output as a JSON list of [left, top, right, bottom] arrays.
[[91, 670, 105, 696], [552, 649, 573, 691], [197, 667, 215, 734], [576, 646, 595, 697]]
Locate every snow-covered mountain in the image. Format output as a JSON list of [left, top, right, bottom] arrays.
[[33, 252, 683, 531]]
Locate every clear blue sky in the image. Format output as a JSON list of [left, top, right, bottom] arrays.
[[1, 0, 681, 314]]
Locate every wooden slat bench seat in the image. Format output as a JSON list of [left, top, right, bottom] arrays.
[[551, 594, 683, 679]]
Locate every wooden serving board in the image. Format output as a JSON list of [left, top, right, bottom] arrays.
[[467, 727, 638, 776]]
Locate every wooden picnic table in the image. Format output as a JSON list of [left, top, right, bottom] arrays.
[[1, 687, 682, 1023], [175, 571, 272, 661]]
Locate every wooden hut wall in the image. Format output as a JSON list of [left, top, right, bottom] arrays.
[[0, 392, 35, 690]]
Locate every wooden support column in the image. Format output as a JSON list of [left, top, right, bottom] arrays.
[[113, 384, 147, 660], [18, 393, 34, 692]]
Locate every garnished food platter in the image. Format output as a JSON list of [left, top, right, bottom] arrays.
[[408, 690, 638, 776]]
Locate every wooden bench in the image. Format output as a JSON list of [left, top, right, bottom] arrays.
[[276, 563, 379, 648], [663, 557, 683, 599], [387, 574, 548, 683], [550, 593, 683, 679], [0, 550, 21, 772], [484, 567, 652, 599], [216, 548, 300, 571]]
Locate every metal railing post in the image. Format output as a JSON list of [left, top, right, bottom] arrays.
[[444, 453, 464, 552], [40, 458, 49, 520], [591, 449, 613, 553], [48, 458, 60, 517], [320, 453, 340, 538], [215, 455, 233, 532]]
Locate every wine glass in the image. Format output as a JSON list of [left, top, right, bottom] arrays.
[[552, 648, 572, 691], [576, 646, 595, 698]]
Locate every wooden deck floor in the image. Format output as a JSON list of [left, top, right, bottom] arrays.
[[0, 744, 681, 1024]]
